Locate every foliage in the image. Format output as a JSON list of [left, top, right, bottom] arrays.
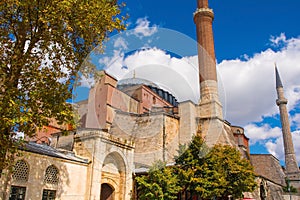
[[283, 185, 298, 193], [175, 136, 257, 199], [175, 136, 225, 199], [283, 179, 298, 193], [0, 0, 126, 171], [135, 137, 257, 199], [135, 160, 181, 200]]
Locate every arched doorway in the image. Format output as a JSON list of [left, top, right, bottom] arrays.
[[100, 183, 115, 200], [101, 152, 127, 199]]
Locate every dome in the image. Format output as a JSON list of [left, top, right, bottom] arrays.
[[117, 78, 178, 107], [117, 78, 159, 88]]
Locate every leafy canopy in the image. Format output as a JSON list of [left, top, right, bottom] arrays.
[[135, 160, 181, 200], [175, 136, 257, 199], [0, 0, 126, 170], [136, 136, 257, 200]]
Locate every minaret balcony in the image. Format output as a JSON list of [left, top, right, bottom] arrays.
[[193, 8, 214, 19], [276, 98, 288, 106]]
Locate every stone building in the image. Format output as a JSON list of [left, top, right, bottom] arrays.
[[1, 0, 299, 199]]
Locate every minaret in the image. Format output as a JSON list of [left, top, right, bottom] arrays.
[[194, 0, 223, 120], [275, 66, 300, 180], [193, 0, 234, 146]]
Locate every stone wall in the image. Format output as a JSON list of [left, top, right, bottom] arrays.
[[74, 129, 135, 200], [110, 112, 180, 167], [0, 152, 89, 200], [283, 194, 300, 200], [178, 101, 197, 146], [244, 177, 285, 200]]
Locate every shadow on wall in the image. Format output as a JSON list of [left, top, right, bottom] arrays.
[[0, 152, 72, 200]]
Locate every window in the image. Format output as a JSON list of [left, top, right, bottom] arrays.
[[44, 165, 59, 185], [42, 189, 56, 200], [153, 96, 156, 104], [9, 186, 26, 200], [12, 160, 29, 183]]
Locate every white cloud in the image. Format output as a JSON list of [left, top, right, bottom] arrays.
[[79, 75, 95, 88], [292, 113, 300, 129], [133, 17, 158, 38], [265, 130, 300, 163], [244, 124, 282, 145], [99, 50, 125, 74], [105, 48, 200, 103], [15, 132, 24, 139], [113, 37, 128, 50], [218, 34, 300, 125], [270, 32, 287, 47]]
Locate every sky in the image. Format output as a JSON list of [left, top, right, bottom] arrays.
[[76, 0, 300, 165]]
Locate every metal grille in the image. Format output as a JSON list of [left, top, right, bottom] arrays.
[[12, 160, 29, 182], [44, 165, 59, 185], [9, 186, 26, 200], [42, 189, 56, 200]]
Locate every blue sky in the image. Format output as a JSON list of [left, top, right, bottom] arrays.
[[77, 1, 300, 165], [124, 0, 300, 60]]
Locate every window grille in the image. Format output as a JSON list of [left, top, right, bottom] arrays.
[[42, 189, 56, 200], [44, 165, 59, 185], [9, 186, 26, 200], [12, 160, 29, 182]]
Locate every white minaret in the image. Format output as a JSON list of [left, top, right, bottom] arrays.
[[275, 66, 300, 180]]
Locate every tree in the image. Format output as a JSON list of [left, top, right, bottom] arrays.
[[0, 0, 126, 171], [175, 136, 257, 199], [134, 137, 256, 199], [175, 136, 226, 199], [135, 160, 181, 200], [206, 144, 257, 199]]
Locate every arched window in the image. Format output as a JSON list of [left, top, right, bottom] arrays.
[[12, 160, 29, 183], [153, 96, 156, 104], [44, 165, 59, 185]]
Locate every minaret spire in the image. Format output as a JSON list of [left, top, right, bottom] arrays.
[[275, 65, 300, 180], [275, 64, 283, 88], [194, 0, 223, 119]]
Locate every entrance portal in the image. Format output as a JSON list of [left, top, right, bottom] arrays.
[[100, 183, 115, 200]]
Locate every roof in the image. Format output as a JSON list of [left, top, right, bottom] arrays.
[[250, 153, 280, 161], [117, 77, 178, 106], [21, 142, 89, 164], [134, 167, 149, 174], [117, 77, 159, 88]]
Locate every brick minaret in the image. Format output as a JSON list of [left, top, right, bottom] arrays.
[[192, 0, 234, 147], [194, 0, 223, 120], [275, 66, 300, 180]]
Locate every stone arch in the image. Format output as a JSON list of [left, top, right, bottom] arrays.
[[101, 151, 126, 200]]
